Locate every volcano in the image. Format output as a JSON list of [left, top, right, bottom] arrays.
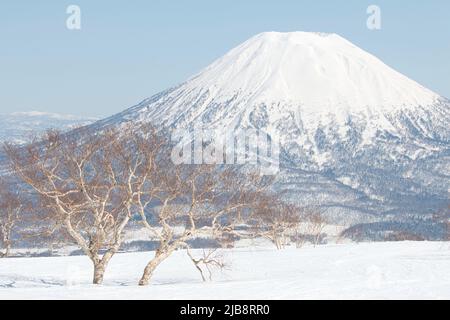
[[92, 32, 450, 235]]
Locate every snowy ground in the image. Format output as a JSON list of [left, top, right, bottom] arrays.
[[0, 242, 449, 300]]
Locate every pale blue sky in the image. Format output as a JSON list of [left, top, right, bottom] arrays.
[[1, 0, 449, 117]]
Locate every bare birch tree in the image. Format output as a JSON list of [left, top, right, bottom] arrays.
[[292, 209, 327, 248], [135, 165, 272, 286], [0, 178, 24, 258], [306, 210, 327, 247], [433, 202, 450, 241], [251, 195, 301, 249], [186, 248, 227, 282], [5, 124, 166, 284]]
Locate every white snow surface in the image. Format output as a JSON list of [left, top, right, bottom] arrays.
[[1, 242, 449, 300], [188, 32, 439, 113]]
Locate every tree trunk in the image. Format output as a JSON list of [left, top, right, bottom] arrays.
[[0, 234, 11, 258], [273, 230, 283, 250], [88, 235, 122, 285], [4, 243, 10, 257], [93, 262, 106, 285], [187, 251, 207, 282], [314, 232, 321, 247], [275, 238, 282, 250], [193, 261, 207, 282], [139, 249, 173, 286]]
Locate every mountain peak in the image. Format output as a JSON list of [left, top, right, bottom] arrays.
[[184, 31, 440, 117], [249, 31, 347, 44], [100, 31, 446, 136], [251, 31, 339, 40]]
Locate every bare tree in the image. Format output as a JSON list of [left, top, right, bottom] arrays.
[[186, 248, 227, 282], [433, 202, 450, 241], [5, 124, 166, 284], [0, 178, 24, 258], [251, 195, 301, 249], [305, 209, 327, 247], [447, 203, 450, 241], [135, 164, 272, 286]]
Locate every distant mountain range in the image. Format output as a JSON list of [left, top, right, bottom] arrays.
[[0, 111, 97, 144]]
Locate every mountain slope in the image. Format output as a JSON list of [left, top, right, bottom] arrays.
[[90, 32, 450, 227]]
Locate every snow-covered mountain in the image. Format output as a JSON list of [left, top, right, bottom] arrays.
[[97, 32, 448, 133], [0, 111, 97, 144], [55, 32, 450, 231]]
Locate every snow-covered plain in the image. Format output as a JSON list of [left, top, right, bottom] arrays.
[[0, 242, 449, 300]]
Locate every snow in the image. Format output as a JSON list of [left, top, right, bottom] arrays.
[[99, 31, 448, 165], [123, 31, 441, 133], [94, 31, 447, 222], [191, 32, 439, 113], [1, 242, 449, 300], [96, 31, 448, 154]]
